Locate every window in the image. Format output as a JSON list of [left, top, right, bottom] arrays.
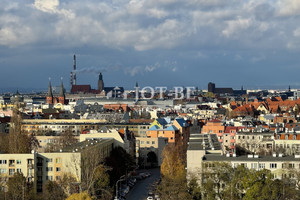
[[56, 167, 61, 172], [294, 135, 297, 140], [46, 158, 53, 163], [0, 160, 7, 165], [270, 163, 277, 169], [141, 141, 144, 144], [0, 169, 7, 174], [152, 141, 155, 144], [251, 163, 257, 169], [9, 169, 15, 176], [146, 141, 150, 144], [259, 163, 265, 169], [46, 176, 53, 181], [16, 160, 21, 165], [17, 168, 22, 173], [46, 167, 53, 172], [56, 176, 61, 180], [56, 158, 61, 163], [9, 160, 15, 167]]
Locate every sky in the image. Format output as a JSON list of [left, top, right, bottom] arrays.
[[0, 0, 300, 92]]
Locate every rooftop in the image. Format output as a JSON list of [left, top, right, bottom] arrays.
[[188, 133, 222, 151], [59, 138, 113, 153], [203, 154, 300, 162]]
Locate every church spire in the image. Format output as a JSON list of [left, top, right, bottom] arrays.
[[59, 78, 65, 97], [48, 78, 53, 97]]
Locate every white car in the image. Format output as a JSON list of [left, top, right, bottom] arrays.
[[147, 196, 154, 200]]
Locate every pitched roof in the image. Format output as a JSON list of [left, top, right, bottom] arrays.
[[175, 118, 188, 127], [149, 125, 160, 130], [71, 85, 91, 93], [166, 125, 179, 131]]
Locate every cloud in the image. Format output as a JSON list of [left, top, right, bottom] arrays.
[[278, 0, 300, 16], [34, 0, 59, 13]]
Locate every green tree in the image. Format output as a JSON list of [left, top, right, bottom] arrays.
[[43, 180, 66, 200], [6, 172, 33, 200]]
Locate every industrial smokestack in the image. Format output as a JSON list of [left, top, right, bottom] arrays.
[[73, 55, 77, 85]]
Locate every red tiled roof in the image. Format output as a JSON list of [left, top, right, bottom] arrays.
[[71, 85, 91, 93]]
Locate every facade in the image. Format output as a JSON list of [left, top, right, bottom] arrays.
[[135, 137, 168, 167], [202, 119, 225, 135], [235, 132, 274, 154], [22, 119, 150, 136], [187, 134, 300, 182], [0, 139, 113, 193], [46, 80, 66, 105]]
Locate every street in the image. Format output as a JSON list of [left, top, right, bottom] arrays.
[[126, 168, 160, 200]]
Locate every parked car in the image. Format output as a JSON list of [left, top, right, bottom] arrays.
[[147, 196, 154, 200]]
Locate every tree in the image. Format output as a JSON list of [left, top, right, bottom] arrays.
[[105, 147, 135, 185], [93, 165, 113, 200], [43, 180, 66, 200], [58, 128, 78, 149], [8, 106, 35, 153], [161, 144, 185, 180], [6, 172, 31, 200], [188, 176, 201, 200], [158, 144, 191, 200], [0, 132, 9, 153], [66, 191, 93, 200]]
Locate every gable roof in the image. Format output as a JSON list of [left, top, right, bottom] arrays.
[[175, 118, 188, 127], [166, 125, 179, 131], [149, 125, 160, 130]]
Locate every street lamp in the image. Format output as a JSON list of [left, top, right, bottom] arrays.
[[115, 175, 125, 199]]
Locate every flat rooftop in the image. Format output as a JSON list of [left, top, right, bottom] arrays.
[[188, 133, 222, 151], [59, 138, 113, 153], [203, 154, 300, 162]]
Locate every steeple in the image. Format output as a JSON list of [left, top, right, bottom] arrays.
[[48, 79, 53, 97], [46, 78, 53, 105], [98, 73, 104, 92], [289, 85, 291, 92], [59, 79, 65, 97], [136, 81, 138, 88]]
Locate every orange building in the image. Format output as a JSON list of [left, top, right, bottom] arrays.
[[202, 119, 225, 136], [147, 125, 180, 144]]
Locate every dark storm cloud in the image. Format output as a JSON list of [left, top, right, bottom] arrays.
[[0, 0, 300, 91]]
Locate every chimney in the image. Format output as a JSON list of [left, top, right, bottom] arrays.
[[73, 55, 77, 85]]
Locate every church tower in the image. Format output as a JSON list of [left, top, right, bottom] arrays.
[[46, 79, 53, 104], [58, 80, 65, 104], [98, 72, 104, 93]]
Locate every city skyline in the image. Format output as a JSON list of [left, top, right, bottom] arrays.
[[0, 0, 300, 91]]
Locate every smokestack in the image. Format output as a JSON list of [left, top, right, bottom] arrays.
[[73, 55, 77, 85]]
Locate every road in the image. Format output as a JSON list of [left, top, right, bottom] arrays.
[[126, 168, 160, 200]]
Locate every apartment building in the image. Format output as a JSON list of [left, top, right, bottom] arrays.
[[0, 138, 114, 193], [22, 119, 150, 137], [187, 134, 300, 181]]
